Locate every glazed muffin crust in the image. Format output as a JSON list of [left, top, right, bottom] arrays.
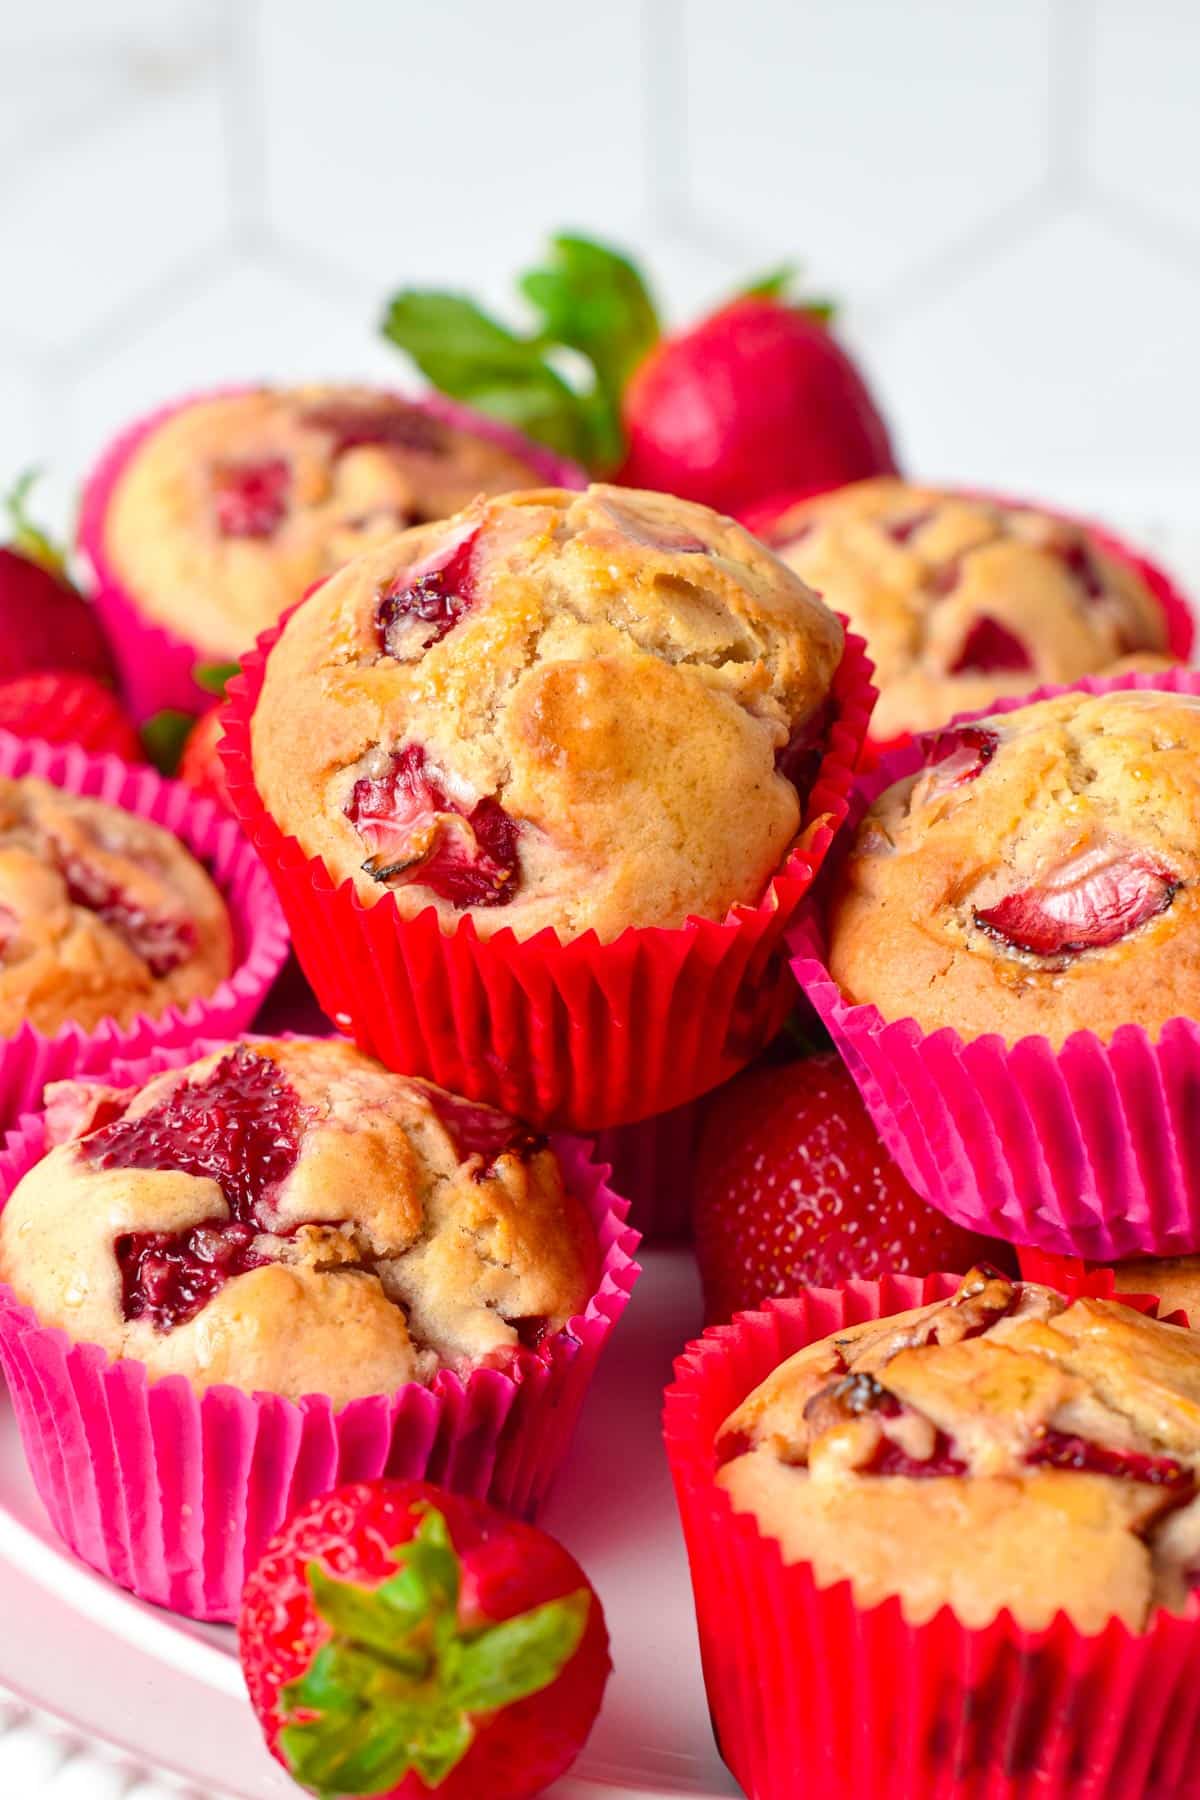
[[0, 776, 232, 1036], [769, 479, 1169, 738], [718, 1267, 1200, 1632], [0, 1037, 596, 1405], [251, 484, 845, 942]]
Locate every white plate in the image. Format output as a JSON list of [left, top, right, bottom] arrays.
[[0, 1249, 738, 1800]]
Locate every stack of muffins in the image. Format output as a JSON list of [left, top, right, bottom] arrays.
[[3, 376, 1200, 1794]]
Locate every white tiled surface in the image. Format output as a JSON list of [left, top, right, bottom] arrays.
[[3, 0, 1200, 535]]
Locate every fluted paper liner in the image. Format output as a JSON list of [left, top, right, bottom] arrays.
[[0, 1040, 640, 1621], [220, 614, 875, 1130], [77, 385, 588, 722], [664, 1273, 1200, 1800], [792, 665, 1200, 1260], [0, 732, 288, 1130], [591, 1100, 703, 1241]]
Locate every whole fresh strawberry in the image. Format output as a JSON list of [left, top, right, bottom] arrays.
[[0, 670, 140, 759], [693, 1051, 1008, 1325], [239, 1480, 610, 1800], [382, 236, 895, 515], [0, 472, 115, 685]]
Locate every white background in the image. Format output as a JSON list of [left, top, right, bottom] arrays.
[[3, 0, 1200, 540]]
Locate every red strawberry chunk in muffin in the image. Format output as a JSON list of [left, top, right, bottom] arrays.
[[347, 744, 520, 908], [922, 725, 1000, 791], [210, 457, 291, 539], [422, 1088, 544, 1174], [949, 617, 1032, 676], [301, 396, 450, 457], [84, 1045, 307, 1329], [975, 842, 1178, 957], [377, 526, 481, 654], [60, 853, 195, 977]]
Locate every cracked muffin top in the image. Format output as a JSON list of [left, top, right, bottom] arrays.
[[0, 776, 233, 1037], [767, 479, 1169, 739], [718, 1266, 1200, 1632], [0, 1037, 596, 1405], [827, 687, 1200, 1045], [250, 484, 845, 942], [102, 386, 555, 660]]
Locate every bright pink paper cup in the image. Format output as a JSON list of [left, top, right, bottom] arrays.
[[220, 612, 875, 1131], [0, 1040, 640, 1622], [592, 1100, 703, 1241], [0, 732, 289, 1130], [792, 665, 1200, 1261], [665, 1273, 1200, 1800], [77, 386, 588, 722]]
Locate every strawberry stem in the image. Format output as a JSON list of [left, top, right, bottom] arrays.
[[4, 469, 70, 581]]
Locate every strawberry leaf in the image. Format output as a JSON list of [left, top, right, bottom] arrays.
[[194, 661, 239, 698], [4, 468, 70, 581], [380, 290, 591, 464], [446, 1588, 590, 1713], [140, 709, 195, 775], [735, 263, 799, 303], [277, 1504, 589, 1798]]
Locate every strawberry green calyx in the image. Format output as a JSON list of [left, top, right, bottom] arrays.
[[382, 233, 661, 474], [195, 661, 240, 699], [731, 264, 836, 325], [278, 1505, 591, 1798], [141, 709, 196, 775], [4, 469, 70, 582]]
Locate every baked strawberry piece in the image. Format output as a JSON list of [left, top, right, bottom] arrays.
[[693, 1052, 1007, 1324], [0, 1037, 596, 1403], [716, 1266, 1200, 1633], [239, 1479, 609, 1800], [828, 686, 1200, 1046], [760, 479, 1175, 739]]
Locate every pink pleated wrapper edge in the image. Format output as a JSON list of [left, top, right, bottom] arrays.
[[664, 1273, 1200, 1800], [591, 1100, 704, 1241], [218, 610, 875, 1130], [0, 1043, 641, 1622], [0, 731, 289, 1130], [791, 664, 1200, 1261], [76, 385, 588, 722]]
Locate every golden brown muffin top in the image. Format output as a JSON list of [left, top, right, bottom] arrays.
[[718, 1267, 1200, 1632], [251, 484, 845, 943], [828, 687, 1200, 1045], [0, 776, 232, 1037], [769, 478, 1168, 738], [103, 385, 553, 659], [0, 1037, 596, 1405]]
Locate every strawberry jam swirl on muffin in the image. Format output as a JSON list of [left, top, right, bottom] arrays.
[[766, 479, 1170, 738], [0, 776, 232, 1036], [0, 1038, 595, 1405], [251, 485, 844, 941], [827, 688, 1200, 1045], [718, 1266, 1200, 1633], [101, 386, 556, 660]]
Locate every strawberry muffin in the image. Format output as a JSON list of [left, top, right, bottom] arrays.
[[99, 386, 564, 661], [0, 1037, 596, 1404], [0, 776, 232, 1035], [766, 479, 1171, 738], [250, 485, 845, 941], [827, 687, 1200, 1045], [717, 1266, 1200, 1632]]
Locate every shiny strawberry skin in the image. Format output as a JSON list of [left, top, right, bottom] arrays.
[[618, 298, 896, 516], [178, 705, 233, 812], [0, 670, 140, 759], [239, 1480, 610, 1800], [0, 546, 116, 685], [693, 1053, 1006, 1325]]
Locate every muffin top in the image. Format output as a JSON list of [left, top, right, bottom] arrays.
[[0, 1037, 596, 1405], [251, 484, 844, 943], [102, 386, 554, 660], [718, 1266, 1200, 1633], [767, 478, 1169, 739], [827, 687, 1200, 1046], [0, 776, 233, 1037]]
